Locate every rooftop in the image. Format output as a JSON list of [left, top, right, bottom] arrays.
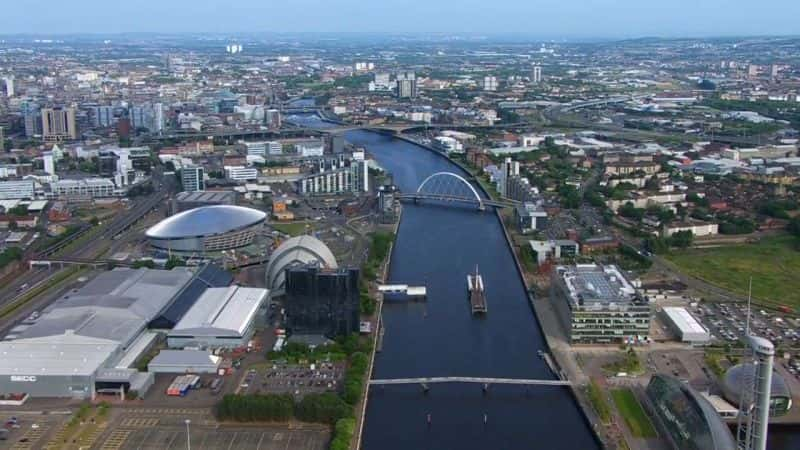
[[146, 205, 266, 239], [557, 264, 638, 306], [662, 307, 708, 335], [171, 286, 267, 336]]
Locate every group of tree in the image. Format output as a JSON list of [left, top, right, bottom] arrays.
[[644, 230, 694, 254], [557, 184, 581, 209], [718, 216, 757, 235], [788, 217, 800, 238], [0, 246, 24, 269], [216, 393, 294, 422], [759, 199, 798, 220]]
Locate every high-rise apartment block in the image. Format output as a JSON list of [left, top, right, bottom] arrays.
[[396, 72, 417, 98], [41, 107, 78, 142]]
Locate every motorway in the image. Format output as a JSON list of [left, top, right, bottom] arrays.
[[0, 170, 174, 321]]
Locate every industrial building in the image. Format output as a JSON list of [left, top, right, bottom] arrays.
[[645, 374, 736, 450], [145, 205, 266, 255], [550, 264, 650, 344], [284, 265, 360, 338], [660, 307, 711, 344], [265, 235, 338, 297], [0, 268, 203, 399], [148, 350, 221, 374], [171, 191, 236, 214], [168, 285, 268, 348]]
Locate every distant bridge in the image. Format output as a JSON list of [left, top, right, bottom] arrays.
[[396, 172, 517, 211], [369, 377, 571, 387]]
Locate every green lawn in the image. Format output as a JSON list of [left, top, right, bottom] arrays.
[[665, 236, 800, 308], [611, 389, 657, 438], [271, 221, 312, 237]]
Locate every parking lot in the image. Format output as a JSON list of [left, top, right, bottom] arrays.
[[238, 362, 345, 397], [115, 427, 328, 450], [0, 412, 68, 450]]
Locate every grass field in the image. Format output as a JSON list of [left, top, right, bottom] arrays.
[[611, 389, 657, 438], [665, 235, 800, 307], [271, 221, 313, 237]]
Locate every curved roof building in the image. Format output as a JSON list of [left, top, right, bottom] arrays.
[[722, 363, 792, 416], [646, 374, 736, 450], [146, 205, 266, 254], [265, 235, 337, 296]]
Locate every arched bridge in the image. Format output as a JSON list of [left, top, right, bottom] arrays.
[[396, 172, 516, 211]]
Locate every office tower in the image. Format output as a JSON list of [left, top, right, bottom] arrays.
[[181, 166, 205, 192], [265, 109, 281, 129], [532, 65, 542, 84], [91, 106, 116, 127], [499, 157, 520, 197], [483, 76, 498, 91], [43, 152, 55, 175], [41, 107, 78, 142], [330, 135, 345, 154], [22, 103, 41, 137], [3, 76, 14, 97], [284, 265, 360, 337], [396, 72, 417, 98], [153, 103, 164, 133]]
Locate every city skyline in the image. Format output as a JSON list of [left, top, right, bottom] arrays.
[[1, 0, 799, 38]]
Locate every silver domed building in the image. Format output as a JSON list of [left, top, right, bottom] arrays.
[[721, 362, 792, 416], [265, 235, 337, 296], [146, 205, 267, 254]]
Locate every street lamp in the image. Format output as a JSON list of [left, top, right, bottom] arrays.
[[184, 419, 191, 450]]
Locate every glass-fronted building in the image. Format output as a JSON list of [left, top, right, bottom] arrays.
[[645, 374, 736, 450], [284, 265, 360, 338]]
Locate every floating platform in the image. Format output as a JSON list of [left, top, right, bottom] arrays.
[[467, 266, 487, 314]]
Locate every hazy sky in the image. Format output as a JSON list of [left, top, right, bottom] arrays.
[[2, 0, 799, 38]]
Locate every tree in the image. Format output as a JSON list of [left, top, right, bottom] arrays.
[[132, 260, 156, 269], [644, 176, 660, 191], [89, 216, 100, 226], [788, 217, 800, 238], [618, 202, 645, 221], [670, 230, 694, 249], [165, 256, 186, 270], [7, 205, 28, 216]]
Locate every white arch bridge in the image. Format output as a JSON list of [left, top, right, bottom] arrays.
[[395, 172, 517, 211]]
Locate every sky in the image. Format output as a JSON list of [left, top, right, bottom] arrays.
[[2, 0, 799, 38]]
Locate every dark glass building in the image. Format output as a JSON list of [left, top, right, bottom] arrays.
[[645, 374, 736, 450], [284, 265, 360, 338]]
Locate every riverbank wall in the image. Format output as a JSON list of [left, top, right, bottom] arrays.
[[353, 205, 402, 450]]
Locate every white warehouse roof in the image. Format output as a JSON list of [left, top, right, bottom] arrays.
[[170, 286, 267, 337], [662, 307, 709, 342], [0, 333, 119, 377]]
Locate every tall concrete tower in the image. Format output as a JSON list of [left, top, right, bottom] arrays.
[[737, 335, 775, 450]]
